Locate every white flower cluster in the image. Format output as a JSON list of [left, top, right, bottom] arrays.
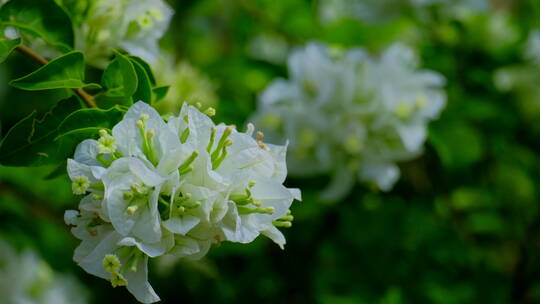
[[318, 0, 489, 25], [73, 0, 173, 66], [524, 30, 540, 66], [152, 55, 218, 115], [251, 42, 445, 200], [0, 239, 88, 304], [65, 101, 300, 303]]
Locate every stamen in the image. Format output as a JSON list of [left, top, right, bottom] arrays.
[[179, 165, 193, 175], [72, 176, 90, 195], [126, 251, 141, 272], [136, 114, 158, 165], [237, 206, 274, 215], [272, 221, 292, 228], [207, 127, 216, 152], [180, 127, 190, 143], [103, 254, 121, 273], [178, 151, 199, 173], [256, 131, 268, 150], [204, 107, 216, 117], [97, 129, 117, 154], [245, 123, 255, 136], [110, 272, 128, 287], [126, 205, 139, 215]]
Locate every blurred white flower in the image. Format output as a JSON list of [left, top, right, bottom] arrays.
[[65, 101, 301, 303], [2, 0, 173, 66], [248, 33, 290, 65], [67, 0, 173, 67], [0, 239, 88, 304], [251, 42, 445, 200], [152, 55, 218, 115], [525, 30, 540, 66], [318, 0, 490, 24]]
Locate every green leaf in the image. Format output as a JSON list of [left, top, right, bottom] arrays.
[[129, 55, 156, 85], [99, 51, 137, 107], [56, 106, 125, 137], [9, 51, 86, 90], [0, 0, 74, 52], [0, 96, 81, 166], [152, 86, 170, 104], [0, 37, 20, 63], [0, 97, 126, 167], [102, 51, 137, 97], [130, 59, 153, 103], [44, 160, 67, 179]]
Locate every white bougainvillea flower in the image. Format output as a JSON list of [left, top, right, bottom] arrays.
[[251, 42, 445, 201], [63, 0, 174, 67], [0, 239, 88, 304], [66, 101, 301, 303]]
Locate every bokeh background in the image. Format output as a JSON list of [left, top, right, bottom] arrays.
[[2, 0, 540, 303]]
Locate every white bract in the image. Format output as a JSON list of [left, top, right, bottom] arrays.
[[65, 101, 300, 303], [0, 239, 88, 304], [152, 54, 218, 115], [1, 0, 173, 67], [251, 42, 445, 200], [525, 30, 540, 66], [68, 0, 173, 67], [318, 0, 489, 25]]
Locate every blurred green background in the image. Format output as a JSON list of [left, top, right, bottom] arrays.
[[3, 0, 540, 303]]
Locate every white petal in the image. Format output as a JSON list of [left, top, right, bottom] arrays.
[[124, 255, 160, 304], [358, 161, 400, 191], [74, 139, 101, 166], [261, 225, 286, 249], [131, 188, 162, 243], [320, 166, 355, 202], [162, 215, 200, 235], [397, 123, 426, 151]]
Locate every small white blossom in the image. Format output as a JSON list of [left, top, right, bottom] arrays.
[[251, 42, 445, 200], [318, 0, 490, 25], [0, 239, 88, 304], [524, 30, 540, 66], [66, 101, 301, 303], [71, 0, 173, 67], [152, 54, 218, 115]]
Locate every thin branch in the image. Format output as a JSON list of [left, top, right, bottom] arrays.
[[16, 45, 98, 109]]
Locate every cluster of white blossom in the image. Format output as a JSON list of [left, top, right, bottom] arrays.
[[0, 239, 88, 304], [524, 30, 540, 66], [63, 0, 173, 66], [152, 55, 218, 115], [251, 42, 445, 200], [65, 101, 300, 303], [1, 0, 172, 67], [318, 0, 489, 25]]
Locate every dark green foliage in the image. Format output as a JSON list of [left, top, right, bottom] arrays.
[[0, 0, 74, 52], [0, 37, 20, 63], [10, 51, 87, 90]]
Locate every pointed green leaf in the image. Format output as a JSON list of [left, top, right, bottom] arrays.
[[0, 97, 126, 167], [0, 96, 81, 166], [98, 51, 138, 107], [0, 0, 74, 52], [44, 160, 67, 179], [102, 51, 137, 97], [152, 86, 170, 104], [129, 55, 156, 85], [56, 106, 125, 137], [130, 59, 153, 104], [10, 51, 86, 90], [0, 37, 21, 63]]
